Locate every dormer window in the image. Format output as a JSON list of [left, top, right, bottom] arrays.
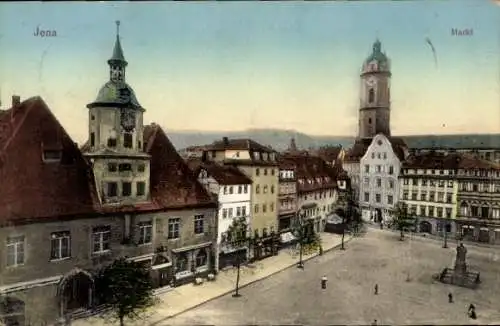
[[43, 150, 62, 162], [118, 163, 132, 172]]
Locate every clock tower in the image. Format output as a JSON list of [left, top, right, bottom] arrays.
[[359, 39, 392, 139], [83, 21, 151, 205]]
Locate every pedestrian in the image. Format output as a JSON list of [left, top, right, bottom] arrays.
[[374, 283, 378, 295], [468, 303, 475, 312], [371, 319, 377, 326], [448, 293, 453, 303], [321, 275, 328, 289]]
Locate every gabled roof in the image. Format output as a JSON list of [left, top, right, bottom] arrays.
[[0, 97, 100, 225], [316, 145, 343, 162], [344, 136, 407, 162], [192, 162, 252, 186], [144, 124, 216, 209], [207, 138, 275, 153]]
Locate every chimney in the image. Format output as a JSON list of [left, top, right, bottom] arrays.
[[223, 137, 229, 146], [12, 95, 21, 108]]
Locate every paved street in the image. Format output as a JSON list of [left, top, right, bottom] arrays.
[[164, 229, 500, 325]]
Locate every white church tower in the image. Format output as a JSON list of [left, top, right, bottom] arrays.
[[83, 21, 151, 205]]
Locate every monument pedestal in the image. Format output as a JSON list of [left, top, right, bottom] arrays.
[[436, 244, 481, 289]]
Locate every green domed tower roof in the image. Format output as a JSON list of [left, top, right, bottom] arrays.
[[364, 39, 389, 65]]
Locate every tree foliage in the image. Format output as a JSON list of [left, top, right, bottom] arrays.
[[225, 216, 248, 244], [96, 258, 155, 326], [390, 202, 416, 240]]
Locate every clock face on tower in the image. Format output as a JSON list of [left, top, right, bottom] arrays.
[[366, 77, 376, 87], [120, 109, 136, 132]]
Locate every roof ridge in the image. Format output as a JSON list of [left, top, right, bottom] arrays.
[[1, 97, 38, 155]]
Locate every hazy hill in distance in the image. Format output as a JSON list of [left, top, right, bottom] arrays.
[[166, 128, 354, 151], [165, 128, 500, 152]]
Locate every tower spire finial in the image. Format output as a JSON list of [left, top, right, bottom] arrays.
[[116, 20, 120, 38]]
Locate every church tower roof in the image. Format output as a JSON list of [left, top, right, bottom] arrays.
[[108, 21, 128, 67], [364, 39, 389, 65]]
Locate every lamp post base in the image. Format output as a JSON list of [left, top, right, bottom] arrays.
[[232, 293, 242, 298], [297, 262, 304, 269]]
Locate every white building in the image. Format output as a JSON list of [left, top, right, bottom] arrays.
[[195, 162, 252, 270], [359, 134, 402, 222]]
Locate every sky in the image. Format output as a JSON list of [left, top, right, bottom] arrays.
[[0, 1, 499, 144]]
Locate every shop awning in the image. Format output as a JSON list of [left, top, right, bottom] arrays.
[[326, 213, 343, 225], [280, 232, 296, 243]]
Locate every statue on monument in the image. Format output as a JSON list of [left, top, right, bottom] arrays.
[[455, 243, 468, 274]]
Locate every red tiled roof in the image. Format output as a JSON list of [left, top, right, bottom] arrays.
[[280, 153, 339, 192], [192, 162, 252, 185], [0, 97, 100, 225], [456, 154, 500, 170], [403, 152, 500, 171], [144, 124, 216, 209], [316, 145, 343, 162]]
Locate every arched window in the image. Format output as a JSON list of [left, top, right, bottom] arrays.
[[368, 88, 375, 103], [175, 253, 188, 272]]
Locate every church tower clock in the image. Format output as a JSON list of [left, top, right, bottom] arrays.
[[358, 39, 392, 139], [83, 21, 151, 205]]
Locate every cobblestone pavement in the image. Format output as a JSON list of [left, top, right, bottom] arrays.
[[164, 229, 500, 325]]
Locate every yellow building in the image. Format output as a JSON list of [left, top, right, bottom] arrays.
[[203, 138, 279, 237]]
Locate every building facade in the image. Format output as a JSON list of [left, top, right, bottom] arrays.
[[0, 23, 217, 326], [277, 161, 297, 232], [456, 156, 500, 244], [194, 162, 252, 270], [359, 134, 402, 222], [281, 154, 339, 233], [398, 153, 460, 235], [202, 138, 280, 237]]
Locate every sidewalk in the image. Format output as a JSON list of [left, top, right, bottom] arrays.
[[73, 232, 352, 326]]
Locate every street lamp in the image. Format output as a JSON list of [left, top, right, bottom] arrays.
[[443, 219, 449, 248]]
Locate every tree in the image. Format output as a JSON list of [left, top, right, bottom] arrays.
[[390, 202, 416, 241], [225, 216, 249, 298], [96, 258, 155, 326], [292, 210, 316, 269]]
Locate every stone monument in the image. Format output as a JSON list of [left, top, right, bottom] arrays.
[[437, 243, 481, 289]]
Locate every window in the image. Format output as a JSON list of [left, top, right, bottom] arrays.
[[138, 141, 142, 150], [446, 194, 452, 203], [389, 166, 394, 175], [195, 250, 208, 267], [254, 204, 259, 213], [263, 185, 268, 194], [137, 164, 145, 172], [236, 207, 241, 216], [375, 194, 381, 203], [256, 185, 260, 194], [194, 215, 204, 234], [364, 165, 369, 173], [256, 168, 260, 176], [271, 185, 275, 194], [411, 192, 417, 200], [176, 253, 188, 272], [403, 179, 409, 185], [437, 207, 444, 218], [422, 179, 427, 186], [262, 204, 267, 213], [43, 150, 62, 162], [377, 153, 381, 159], [446, 208, 452, 218], [368, 88, 375, 103], [107, 138, 117, 147], [228, 208, 233, 218], [168, 218, 180, 239], [50, 231, 70, 260], [244, 185, 248, 193], [223, 186, 228, 195], [92, 226, 111, 254], [364, 177, 370, 185], [242, 206, 247, 217], [118, 163, 132, 172], [389, 180, 394, 189], [229, 186, 234, 194], [6, 236, 25, 267], [387, 195, 393, 205], [376, 178, 382, 187], [430, 191, 436, 201], [437, 192, 444, 202], [136, 182, 145, 196], [138, 221, 153, 245], [270, 202, 274, 212], [271, 169, 275, 176], [222, 208, 228, 218], [420, 193, 426, 201], [122, 182, 132, 196], [376, 165, 381, 173], [264, 169, 268, 176], [107, 182, 118, 197], [124, 133, 133, 148], [108, 163, 117, 172], [383, 153, 387, 160], [428, 206, 434, 217], [364, 192, 369, 202], [90, 132, 95, 147], [371, 153, 375, 159], [238, 185, 242, 194], [403, 191, 409, 200]]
